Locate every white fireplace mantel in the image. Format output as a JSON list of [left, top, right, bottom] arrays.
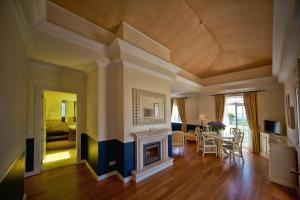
[[131, 129, 173, 182]]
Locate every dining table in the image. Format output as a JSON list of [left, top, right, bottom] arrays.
[[202, 131, 235, 157]]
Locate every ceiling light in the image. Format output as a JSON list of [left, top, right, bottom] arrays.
[[199, 19, 205, 26]]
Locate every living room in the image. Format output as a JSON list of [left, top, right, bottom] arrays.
[[1, 0, 300, 199]]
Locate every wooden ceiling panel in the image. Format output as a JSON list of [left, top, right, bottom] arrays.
[[186, 0, 272, 59], [49, 0, 273, 80]]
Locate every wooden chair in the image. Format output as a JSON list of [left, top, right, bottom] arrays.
[[172, 131, 185, 154], [185, 126, 201, 143], [222, 131, 244, 163], [196, 128, 204, 153], [202, 130, 217, 157]]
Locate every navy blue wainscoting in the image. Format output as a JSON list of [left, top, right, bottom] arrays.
[[81, 134, 136, 178], [97, 140, 135, 178], [122, 142, 135, 177], [26, 138, 34, 172], [111, 140, 135, 178], [98, 140, 120, 175], [81, 134, 100, 175], [0, 152, 25, 200], [81, 134, 87, 160], [171, 123, 203, 131]]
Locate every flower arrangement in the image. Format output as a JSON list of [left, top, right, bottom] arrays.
[[208, 121, 226, 134]]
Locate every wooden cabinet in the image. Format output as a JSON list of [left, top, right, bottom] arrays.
[[260, 132, 270, 159]]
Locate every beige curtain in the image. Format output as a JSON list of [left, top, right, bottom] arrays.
[[177, 98, 187, 133], [215, 95, 225, 121], [243, 92, 260, 154]]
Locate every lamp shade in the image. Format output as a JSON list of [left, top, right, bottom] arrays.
[[198, 114, 205, 121]]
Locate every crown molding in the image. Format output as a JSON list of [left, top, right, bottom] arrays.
[[110, 38, 181, 74], [175, 75, 202, 89], [123, 60, 174, 81], [109, 38, 181, 80], [37, 20, 110, 64]]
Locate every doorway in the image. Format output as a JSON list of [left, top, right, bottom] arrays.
[[42, 90, 77, 170], [223, 96, 250, 150]]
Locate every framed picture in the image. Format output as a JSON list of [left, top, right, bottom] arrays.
[[286, 94, 295, 129], [286, 94, 290, 107], [153, 103, 159, 117]]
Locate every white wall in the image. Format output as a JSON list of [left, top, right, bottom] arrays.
[[123, 63, 172, 142], [0, 0, 28, 178], [183, 86, 286, 133], [198, 95, 216, 122], [86, 66, 98, 140], [257, 85, 286, 134], [107, 62, 124, 141], [185, 95, 200, 124], [284, 65, 298, 147]]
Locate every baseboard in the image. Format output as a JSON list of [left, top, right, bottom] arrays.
[[115, 171, 132, 183], [25, 170, 40, 178], [83, 160, 102, 181], [269, 177, 297, 189], [0, 151, 24, 183], [260, 152, 269, 159], [83, 160, 132, 183]]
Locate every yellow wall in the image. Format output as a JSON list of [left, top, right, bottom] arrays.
[[44, 90, 77, 121]]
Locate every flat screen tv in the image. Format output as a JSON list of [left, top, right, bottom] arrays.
[[264, 120, 281, 134]]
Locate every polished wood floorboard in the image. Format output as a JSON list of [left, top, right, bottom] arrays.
[[25, 143, 298, 200]]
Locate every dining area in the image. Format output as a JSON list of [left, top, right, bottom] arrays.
[[172, 124, 245, 164]]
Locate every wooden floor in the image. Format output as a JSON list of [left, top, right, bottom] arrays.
[[25, 143, 298, 200]]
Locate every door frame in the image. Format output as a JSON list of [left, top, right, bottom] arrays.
[[34, 85, 83, 173]]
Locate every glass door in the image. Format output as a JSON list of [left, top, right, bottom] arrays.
[[236, 105, 250, 148], [224, 96, 250, 150]]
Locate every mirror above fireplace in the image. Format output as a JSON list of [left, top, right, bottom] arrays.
[[132, 88, 166, 126]]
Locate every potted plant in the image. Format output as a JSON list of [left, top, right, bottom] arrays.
[[208, 121, 226, 134]]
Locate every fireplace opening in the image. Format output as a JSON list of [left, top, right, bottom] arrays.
[[143, 142, 161, 166]]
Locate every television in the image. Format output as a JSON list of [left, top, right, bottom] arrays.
[[264, 120, 281, 134]]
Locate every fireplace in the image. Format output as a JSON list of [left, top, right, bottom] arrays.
[[132, 129, 173, 182], [143, 142, 161, 166]]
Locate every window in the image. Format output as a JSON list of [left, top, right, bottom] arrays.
[[61, 100, 66, 122], [224, 96, 250, 148], [171, 101, 182, 123]]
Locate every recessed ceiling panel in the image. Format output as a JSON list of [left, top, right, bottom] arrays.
[[49, 0, 272, 79]]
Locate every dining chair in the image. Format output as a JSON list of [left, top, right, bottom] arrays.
[[222, 131, 244, 163], [196, 128, 204, 153], [230, 128, 240, 136], [172, 131, 185, 155], [202, 130, 217, 157], [185, 129, 197, 143]]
